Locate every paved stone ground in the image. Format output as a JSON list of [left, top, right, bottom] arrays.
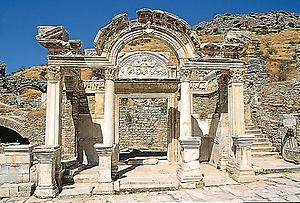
[[1, 172, 300, 202]]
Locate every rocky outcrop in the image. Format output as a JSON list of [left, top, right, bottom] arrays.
[[196, 11, 300, 34]]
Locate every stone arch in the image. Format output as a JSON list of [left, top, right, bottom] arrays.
[[0, 116, 30, 141], [17, 84, 46, 93], [94, 9, 199, 67]]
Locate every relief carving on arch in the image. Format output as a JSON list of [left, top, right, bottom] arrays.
[[117, 52, 169, 79]]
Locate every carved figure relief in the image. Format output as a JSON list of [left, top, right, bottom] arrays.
[[118, 52, 169, 79]]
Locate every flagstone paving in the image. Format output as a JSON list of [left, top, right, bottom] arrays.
[[1, 171, 300, 202]]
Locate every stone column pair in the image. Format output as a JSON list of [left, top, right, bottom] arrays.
[[34, 66, 63, 198], [227, 68, 256, 183], [177, 69, 203, 188]]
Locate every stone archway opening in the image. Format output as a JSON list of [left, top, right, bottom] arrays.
[[0, 126, 29, 144], [118, 96, 169, 161]]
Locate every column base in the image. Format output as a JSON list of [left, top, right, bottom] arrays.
[[93, 182, 115, 195], [218, 158, 228, 170], [34, 185, 59, 199], [177, 137, 203, 189], [229, 136, 256, 183], [177, 167, 203, 189], [229, 168, 256, 183], [94, 143, 118, 183]]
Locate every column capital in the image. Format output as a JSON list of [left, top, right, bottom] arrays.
[[180, 69, 192, 82], [47, 66, 62, 81], [104, 67, 117, 80], [229, 68, 244, 83]]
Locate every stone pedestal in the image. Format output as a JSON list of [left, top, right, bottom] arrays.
[[34, 146, 61, 199], [93, 143, 116, 194], [229, 137, 256, 183], [177, 138, 203, 188]]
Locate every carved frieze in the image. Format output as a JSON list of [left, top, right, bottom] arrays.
[[94, 9, 199, 55], [36, 26, 84, 56], [198, 42, 246, 59], [118, 52, 169, 79]]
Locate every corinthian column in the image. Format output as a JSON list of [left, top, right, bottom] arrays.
[[177, 68, 202, 189], [228, 68, 256, 183], [93, 67, 117, 194], [103, 68, 116, 145], [45, 66, 62, 146], [180, 69, 192, 139]]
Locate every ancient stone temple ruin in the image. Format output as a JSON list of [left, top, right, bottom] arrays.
[[0, 9, 300, 198]]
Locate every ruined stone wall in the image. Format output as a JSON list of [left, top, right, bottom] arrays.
[[119, 97, 168, 151], [245, 57, 300, 151], [61, 91, 80, 160], [193, 93, 219, 120], [249, 82, 300, 151], [0, 91, 46, 146]]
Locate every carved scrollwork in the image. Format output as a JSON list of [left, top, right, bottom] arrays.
[[47, 66, 62, 81], [180, 69, 192, 82], [229, 68, 244, 83]]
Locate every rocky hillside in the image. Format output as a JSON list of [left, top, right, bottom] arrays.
[[196, 11, 300, 81], [12, 65, 47, 79]]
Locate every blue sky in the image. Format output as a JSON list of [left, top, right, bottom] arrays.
[[0, 0, 299, 73]]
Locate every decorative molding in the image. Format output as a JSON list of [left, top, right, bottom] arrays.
[[94, 9, 198, 56], [47, 66, 62, 81], [229, 68, 244, 83], [104, 68, 117, 80], [190, 81, 207, 91], [118, 52, 169, 79], [180, 69, 192, 82]]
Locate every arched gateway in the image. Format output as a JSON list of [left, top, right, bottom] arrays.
[[34, 9, 256, 198]]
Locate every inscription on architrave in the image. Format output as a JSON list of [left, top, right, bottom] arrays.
[[118, 52, 169, 79], [83, 80, 105, 92]]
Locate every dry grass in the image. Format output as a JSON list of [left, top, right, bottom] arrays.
[[198, 29, 300, 81], [13, 66, 47, 79], [20, 88, 42, 99], [121, 37, 179, 66], [0, 104, 19, 113]]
